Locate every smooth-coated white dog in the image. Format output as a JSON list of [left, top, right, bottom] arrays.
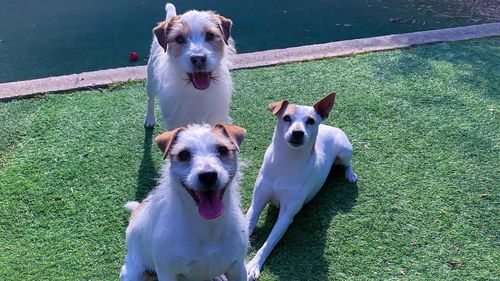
[[145, 3, 235, 130], [245, 93, 358, 280], [120, 124, 248, 281]]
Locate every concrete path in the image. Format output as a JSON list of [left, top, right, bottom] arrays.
[[1, 23, 499, 101]]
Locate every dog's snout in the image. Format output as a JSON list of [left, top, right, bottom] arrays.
[[291, 130, 305, 139], [198, 171, 218, 187], [190, 55, 206, 67]]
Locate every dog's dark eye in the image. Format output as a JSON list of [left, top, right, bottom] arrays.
[[306, 117, 316, 125], [216, 145, 229, 157], [175, 35, 186, 44], [205, 32, 214, 41], [283, 115, 291, 122], [177, 150, 191, 162]]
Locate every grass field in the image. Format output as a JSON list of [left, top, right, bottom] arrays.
[[0, 37, 498, 280]]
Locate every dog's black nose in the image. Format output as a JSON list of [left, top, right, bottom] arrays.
[[291, 130, 305, 140], [191, 55, 206, 67], [198, 171, 218, 187]]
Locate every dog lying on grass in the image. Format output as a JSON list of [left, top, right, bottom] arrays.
[[245, 93, 358, 280], [121, 124, 248, 281]]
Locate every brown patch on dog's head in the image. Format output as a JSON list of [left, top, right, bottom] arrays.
[[195, 13, 232, 54], [166, 22, 190, 58], [313, 93, 336, 120], [268, 99, 290, 117], [216, 15, 232, 45], [153, 15, 182, 52], [281, 104, 298, 120], [155, 127, 185, 159], [203, 24, 225, 53], [154, 12, 232, 54], [213, 124, 246, 151]]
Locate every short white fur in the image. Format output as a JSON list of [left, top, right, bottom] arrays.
[[245, 94, 358, 280]]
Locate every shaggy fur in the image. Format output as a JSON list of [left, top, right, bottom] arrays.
[[144, 3, 236, 130], [121, 124, 248, 281]]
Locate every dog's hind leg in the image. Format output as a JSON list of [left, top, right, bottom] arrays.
[[155, 268, 177, 281], [144, 64, 157, 128], [335, 147, 358, 183], [120, 253, 146, 281], [246, 203, 301, 281], [225, 261, 246, 281]]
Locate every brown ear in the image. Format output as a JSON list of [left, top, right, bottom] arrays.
[[153, 16, 178, 52], [217, 15, 232, 45], [313, 93, 336, 120], [155, 127, 185, 159], [268, 100, 289, 116], [215, 124, 246, 151]]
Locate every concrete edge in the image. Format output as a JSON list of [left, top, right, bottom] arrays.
[[1, 22, 499, 101]]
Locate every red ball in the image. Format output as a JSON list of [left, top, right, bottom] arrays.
[[129, 52, 139, 62]]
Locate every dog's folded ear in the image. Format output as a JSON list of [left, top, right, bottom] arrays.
[[268, 100, 289, 117], [215, 124, 246, 151], [217, 15, 233, 45], [155, 127, 185, 159], [153, 16, 179, 52], [313, 93, 336, 120]]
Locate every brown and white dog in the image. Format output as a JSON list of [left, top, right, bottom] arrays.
[[144, 3, 235, 130], [245, 94, 358, 280], [121, 124, 248, 281]]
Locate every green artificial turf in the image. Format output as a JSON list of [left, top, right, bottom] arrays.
[[0, 37, 499, 280]]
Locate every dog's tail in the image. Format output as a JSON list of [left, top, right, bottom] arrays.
[[165, 3, 177, 20], [124, 201, 140, 212]]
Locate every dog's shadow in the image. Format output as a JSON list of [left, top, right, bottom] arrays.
[[250, 165, 359, 280], [135, 127, 159, 201]]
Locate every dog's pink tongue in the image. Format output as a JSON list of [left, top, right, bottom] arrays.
[[191, 72, 211, 90], [196, 190, 224, 220]]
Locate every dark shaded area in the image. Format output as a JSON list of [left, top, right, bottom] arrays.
[[135, 127, 159, 201], [410, 0, 500, 22], [1, 0, 498, 83], [368, 38, 500, 100], [250, 165, 358, 280], [365, 37, 500, 172]]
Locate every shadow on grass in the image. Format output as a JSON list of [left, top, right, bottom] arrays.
[[370, 39, 499, 100], [135, 127, 159, 201], [250, 165, 358, 280]]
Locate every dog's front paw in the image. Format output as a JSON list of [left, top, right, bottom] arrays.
[[144, 116, 156, 128], [345, 166, 358, 183], [212, 274, 228, 281], [246, 259, 261, 281]]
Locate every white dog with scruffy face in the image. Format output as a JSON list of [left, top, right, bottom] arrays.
[[120, 124, 248, 281], [245, 93, 358, 280], [144, 3, 235, 130]]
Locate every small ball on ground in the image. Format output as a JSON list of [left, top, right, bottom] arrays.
[[129, 52, 139, 62]]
